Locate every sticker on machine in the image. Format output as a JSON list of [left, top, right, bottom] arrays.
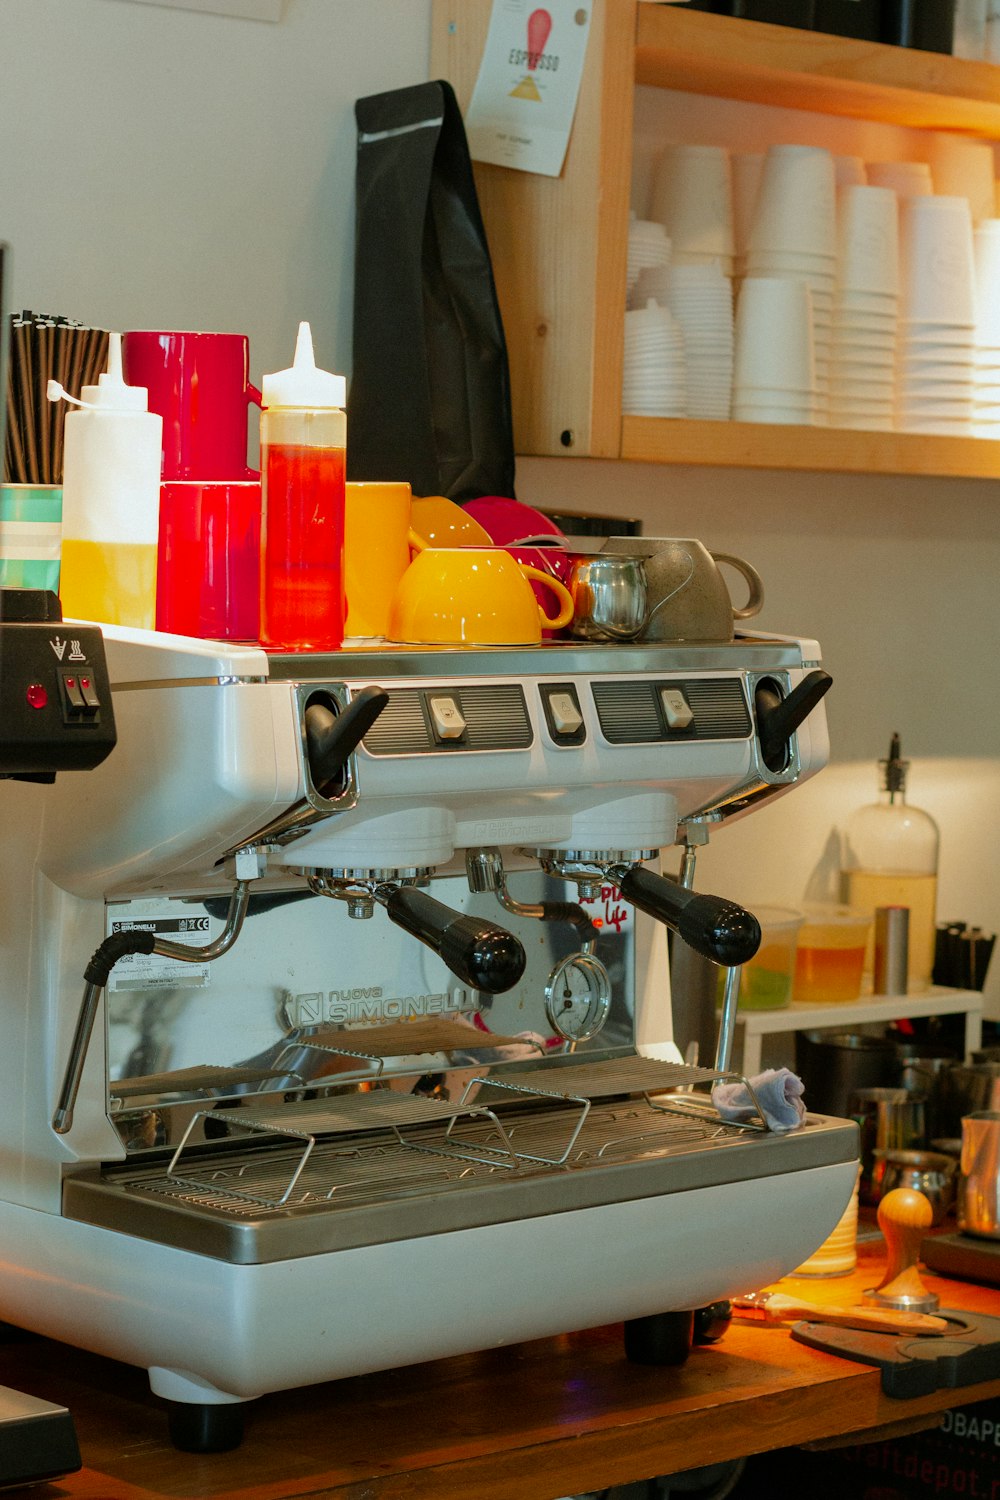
[[106, 904, 213, 991]]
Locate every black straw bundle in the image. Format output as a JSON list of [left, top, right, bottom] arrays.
[[4, 312, 110, 485]]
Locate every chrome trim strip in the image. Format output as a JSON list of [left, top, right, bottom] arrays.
[[112, 675, 268, 692]]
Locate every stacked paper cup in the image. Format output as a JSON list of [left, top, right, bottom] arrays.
[[972, 220, 1000, 438], [622, 300, 687, 417], [665, 263, 734, 420], [926, 133, 996, 225], [649, 144, 735, 276], [733, 277, 815, 424], [829, 186, 899, 432], [897, 195, 976, 435], [745, 145, 837, 422], [627, 215, 672, 302], [867, 160, 934, 201]]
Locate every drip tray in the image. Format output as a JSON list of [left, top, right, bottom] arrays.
[[64, 1058, 858, 1264]]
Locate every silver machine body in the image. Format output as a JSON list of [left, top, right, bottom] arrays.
[[0, 627, 858, 1414]]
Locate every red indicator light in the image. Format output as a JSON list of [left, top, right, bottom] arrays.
[[26, 683, 48, 710], [65, 677, 75, 689], [81, 677, 90, 689]]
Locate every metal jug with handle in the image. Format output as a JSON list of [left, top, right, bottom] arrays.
[[958, 1110, 1000, 1239]]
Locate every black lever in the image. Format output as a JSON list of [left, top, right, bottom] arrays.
[[304, 685, 389, 795], [755, 669, 832, 775], [618, 865, 761, 968], [383, 887, 527, 994]]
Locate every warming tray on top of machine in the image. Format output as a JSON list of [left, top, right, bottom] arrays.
[[64, 1056, 858, 1264], [261, 637, 819, 682]]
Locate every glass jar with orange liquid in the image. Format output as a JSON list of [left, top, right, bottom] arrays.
[[259, 323, 346, 651]]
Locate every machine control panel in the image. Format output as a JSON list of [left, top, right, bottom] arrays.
[[359, 676, 755, 756], [0, 592, 116, 777], [592, 677, 751, 744], [362, 684, 533, 755]]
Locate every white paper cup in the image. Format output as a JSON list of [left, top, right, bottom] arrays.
[[750, 145, 837, 259], [901, 195, 976, 326], [927, 132, 997, 224], [732, 402, 816, 425], [735, 277, 815, 394], [732, 152, 764, 258], [974, 220, 1000, 344], [837, 185, 900, 297], [650, 144, 735, 259], [867, 160, 934, 198]]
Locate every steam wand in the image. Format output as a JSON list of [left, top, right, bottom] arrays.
[[52, 864, 257, 1135]]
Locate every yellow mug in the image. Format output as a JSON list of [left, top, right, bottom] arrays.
[[344, 480, 412, 638], [408, 495, 493, 550], [387, 547, 574, 645]]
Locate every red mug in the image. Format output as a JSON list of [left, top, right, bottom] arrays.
[[157, 480, 261, 641], [122, 330, 262, 481]]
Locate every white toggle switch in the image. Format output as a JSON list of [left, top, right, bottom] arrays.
[[660, 688, 694, 730], [429, 695, 466, 740], [548, 690, 583, 736]]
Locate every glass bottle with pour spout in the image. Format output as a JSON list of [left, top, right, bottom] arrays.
[[259, 322, 346, 650], [842, 733, 939, 990]]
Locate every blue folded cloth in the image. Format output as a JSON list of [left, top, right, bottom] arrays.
[[712, 1067, 806, 1132]]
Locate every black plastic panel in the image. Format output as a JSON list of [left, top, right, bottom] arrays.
[[592, 678, 751, 744]]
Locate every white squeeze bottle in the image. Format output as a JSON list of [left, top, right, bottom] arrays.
[[842, 732, 940, 991], [50, 332, 162, 628]]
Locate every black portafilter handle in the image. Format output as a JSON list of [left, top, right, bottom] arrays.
[[383, 887, 527, 994], [618, 865, 762, 968], [304, 685, 390, 795], [755, 669, 833, 775]]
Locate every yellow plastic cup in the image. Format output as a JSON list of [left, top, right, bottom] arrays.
[[794, 905, 872, 1004]]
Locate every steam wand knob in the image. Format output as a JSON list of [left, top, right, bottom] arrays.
[[755, 669, 832, 775]]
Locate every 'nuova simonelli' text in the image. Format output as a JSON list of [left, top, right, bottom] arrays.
[[286, 988, 475, 1027]]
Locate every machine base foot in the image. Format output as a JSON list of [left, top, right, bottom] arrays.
[[624, 1309, 695, 1366], [167, 1400, 246, 1453]]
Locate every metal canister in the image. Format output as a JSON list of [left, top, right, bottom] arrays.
[[874, 905, 909, 995]]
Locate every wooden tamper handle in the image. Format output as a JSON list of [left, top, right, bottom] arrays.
[[862, 1187, 940, 1313]]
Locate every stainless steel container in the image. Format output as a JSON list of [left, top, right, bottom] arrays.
[[871, 1148, 956, 1224], [958, 1110, 1000, 1239]]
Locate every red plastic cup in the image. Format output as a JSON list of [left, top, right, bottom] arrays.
[[156, 480, 261, 641], [122, 330, 261, 481]]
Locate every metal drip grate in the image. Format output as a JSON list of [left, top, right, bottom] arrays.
[[129, 1097, 753, 1221], [122, 1056, 755, 1219], [481, 1055, 728, 1099]]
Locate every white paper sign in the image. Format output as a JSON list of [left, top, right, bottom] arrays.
[[465, 1, 593, 178]]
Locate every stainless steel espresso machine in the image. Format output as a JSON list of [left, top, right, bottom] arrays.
[[0, 625, 858, 1452]]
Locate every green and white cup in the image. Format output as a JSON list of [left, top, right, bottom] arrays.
[[0, 484, 62, 591]]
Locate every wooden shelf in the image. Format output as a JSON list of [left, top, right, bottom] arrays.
[[621, 417, 1000, 477], [433, 2, 1000, 477], [636, 6, 1000, 137]]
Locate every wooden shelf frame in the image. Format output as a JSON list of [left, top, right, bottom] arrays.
[[635, 6, 1000, 137], [432, 2, 1000, 478]]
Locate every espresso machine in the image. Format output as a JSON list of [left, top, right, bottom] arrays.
[[0, 625, 859, 1452]]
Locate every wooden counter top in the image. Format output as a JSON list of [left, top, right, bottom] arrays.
[[8, 1238, 1000, 1500]]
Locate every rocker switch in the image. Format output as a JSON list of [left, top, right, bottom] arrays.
[[428, 695, 467, 742], [548, 691, 583, 736], [660, 688, 694, 730]]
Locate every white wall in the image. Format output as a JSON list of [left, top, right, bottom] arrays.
[[4, 0, 998, 1014]]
